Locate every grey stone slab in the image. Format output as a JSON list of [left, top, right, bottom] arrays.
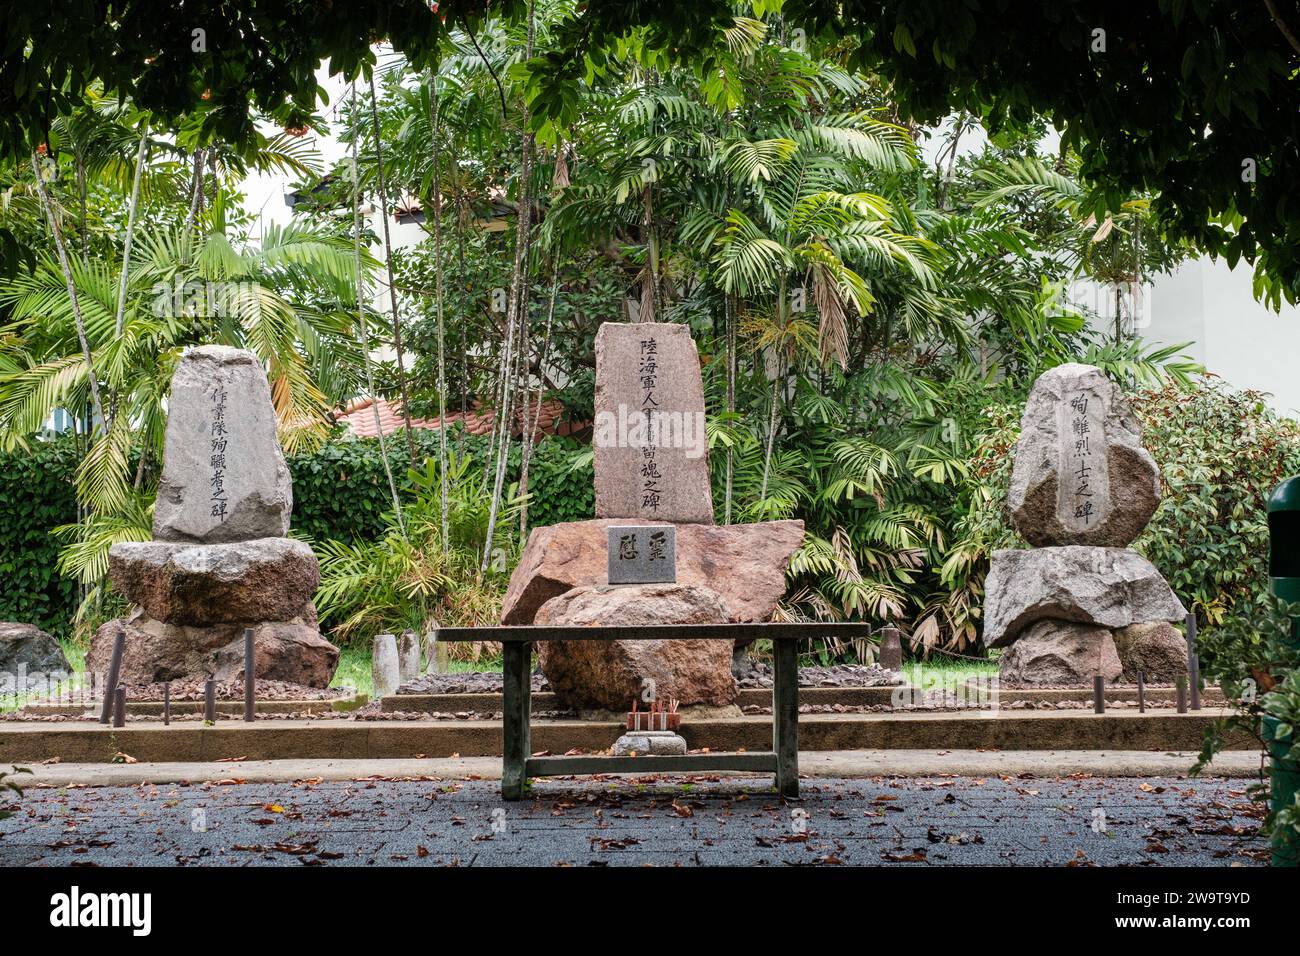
[[593, 322, 712, 523], [153, 345, 293, 543]]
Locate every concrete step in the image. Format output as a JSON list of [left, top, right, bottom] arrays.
[[0, 707, 1251, 764], [22, 695, 363, 717]]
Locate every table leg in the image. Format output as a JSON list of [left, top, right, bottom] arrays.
[[502, 641, 532, 800], [773, 637, 799, 797]]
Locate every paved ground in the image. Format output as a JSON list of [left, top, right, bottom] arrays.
[[0, 774, 1268, 866]]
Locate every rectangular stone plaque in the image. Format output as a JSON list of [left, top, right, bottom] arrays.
[[607, 525, 676, 584], [1055, 383, 1110, 533]]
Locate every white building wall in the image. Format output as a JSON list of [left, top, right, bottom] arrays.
[[1075, 259, 1300, 420]]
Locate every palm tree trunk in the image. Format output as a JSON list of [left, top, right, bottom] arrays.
[[759, 281, 786, 502], [724, 292, 736, 524], [75, 153, 89, 264], [429, 68, 451, 552], [481, 0, 538, 573], [759, 354, 781, 502], [349, 83, 406, 537], [518, 262, 558, 540], [455, 186, 470, 434], [114, 131, 149, 338], [32, 153, 108, 436], [367, 72, 419, 467], [184, 147, 206, 242]]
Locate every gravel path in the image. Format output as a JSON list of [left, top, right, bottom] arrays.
[[0, 775, 1265, 866]]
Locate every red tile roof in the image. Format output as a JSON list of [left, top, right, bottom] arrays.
[[336, 396, 579, 441]]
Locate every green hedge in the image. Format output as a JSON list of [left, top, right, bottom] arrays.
[[288, 430, 594, 545], [0, 437, 80, 634]]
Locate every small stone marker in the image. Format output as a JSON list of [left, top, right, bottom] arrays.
[[592, 322, 713, 523], [152, 345, 294, 543], [878, 626, 903, 671], [423, 627, 450, 675], [372, 632, 400, 698], [399, 630, 421, 683], [607, 524, 676, 584]]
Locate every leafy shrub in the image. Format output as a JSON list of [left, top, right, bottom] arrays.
[[289, 427, 591, 545], [313, 450, 519, 649], [1132, 382, 1300, 633], [0, 437, 80, 635], [525, 437, 594, 527]]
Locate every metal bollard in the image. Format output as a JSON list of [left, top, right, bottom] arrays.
[[1185, 612, 1201, 710], [112, 685, 126, 728], [204, 677, 216, 722], [99, 625, 126, 724], [163, 682, 171, 725], [1136, 671, 1146, 714], [1092, 676, 1105, 714], [1175, 675, 1188, 713], [244, 627, 255, 722]]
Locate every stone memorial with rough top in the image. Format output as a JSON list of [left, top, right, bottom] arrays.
[[504, 321, 810, 713], [983, 363, 1186, 686], [592, 322, 713, 524], [87, 346, 337, 688], [1008, 363, 1160, 548], [153, 345, 294, 543]]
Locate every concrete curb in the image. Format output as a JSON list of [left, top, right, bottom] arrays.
[[0, 707, 1250, 764], [16, 749, 1265, 788], [22, 697, 362, 717]]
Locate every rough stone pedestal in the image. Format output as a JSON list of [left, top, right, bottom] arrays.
[[535, 583, 738, 711]]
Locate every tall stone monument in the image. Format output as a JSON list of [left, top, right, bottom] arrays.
[[505, 321, 805, 712], [87, 346, 338, 688], [983, 364, 1188, 685], [592, 323, 713, 523]]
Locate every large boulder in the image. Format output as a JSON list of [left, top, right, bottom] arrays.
[[503, 518, 803, 625], [983, 546, 1186, 647], [0, 622, 71, 686], [535, 583, 737, 710], [209, 622, 339, 686], [86, 608, 337, 687], [108, 537, 319, 626], [997, 620, 1123, 686], [153, 345, 293, 543], [1113, 621, 1189, 682], [1009, 363, 1160, 547], [593, 322, 713, 523]]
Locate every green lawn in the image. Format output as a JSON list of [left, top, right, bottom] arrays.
[[902, 655, 997, 689], [330, 646, 504, 699], [0, 638, 88, 712]]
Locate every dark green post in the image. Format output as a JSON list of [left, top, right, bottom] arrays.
[[501, 640, 532, 801], [773, 637, 799, 797], [1266, 477, 1300, 866]]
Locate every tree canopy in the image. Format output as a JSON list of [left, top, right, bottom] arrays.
[[10, 2, 1299, 304]]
